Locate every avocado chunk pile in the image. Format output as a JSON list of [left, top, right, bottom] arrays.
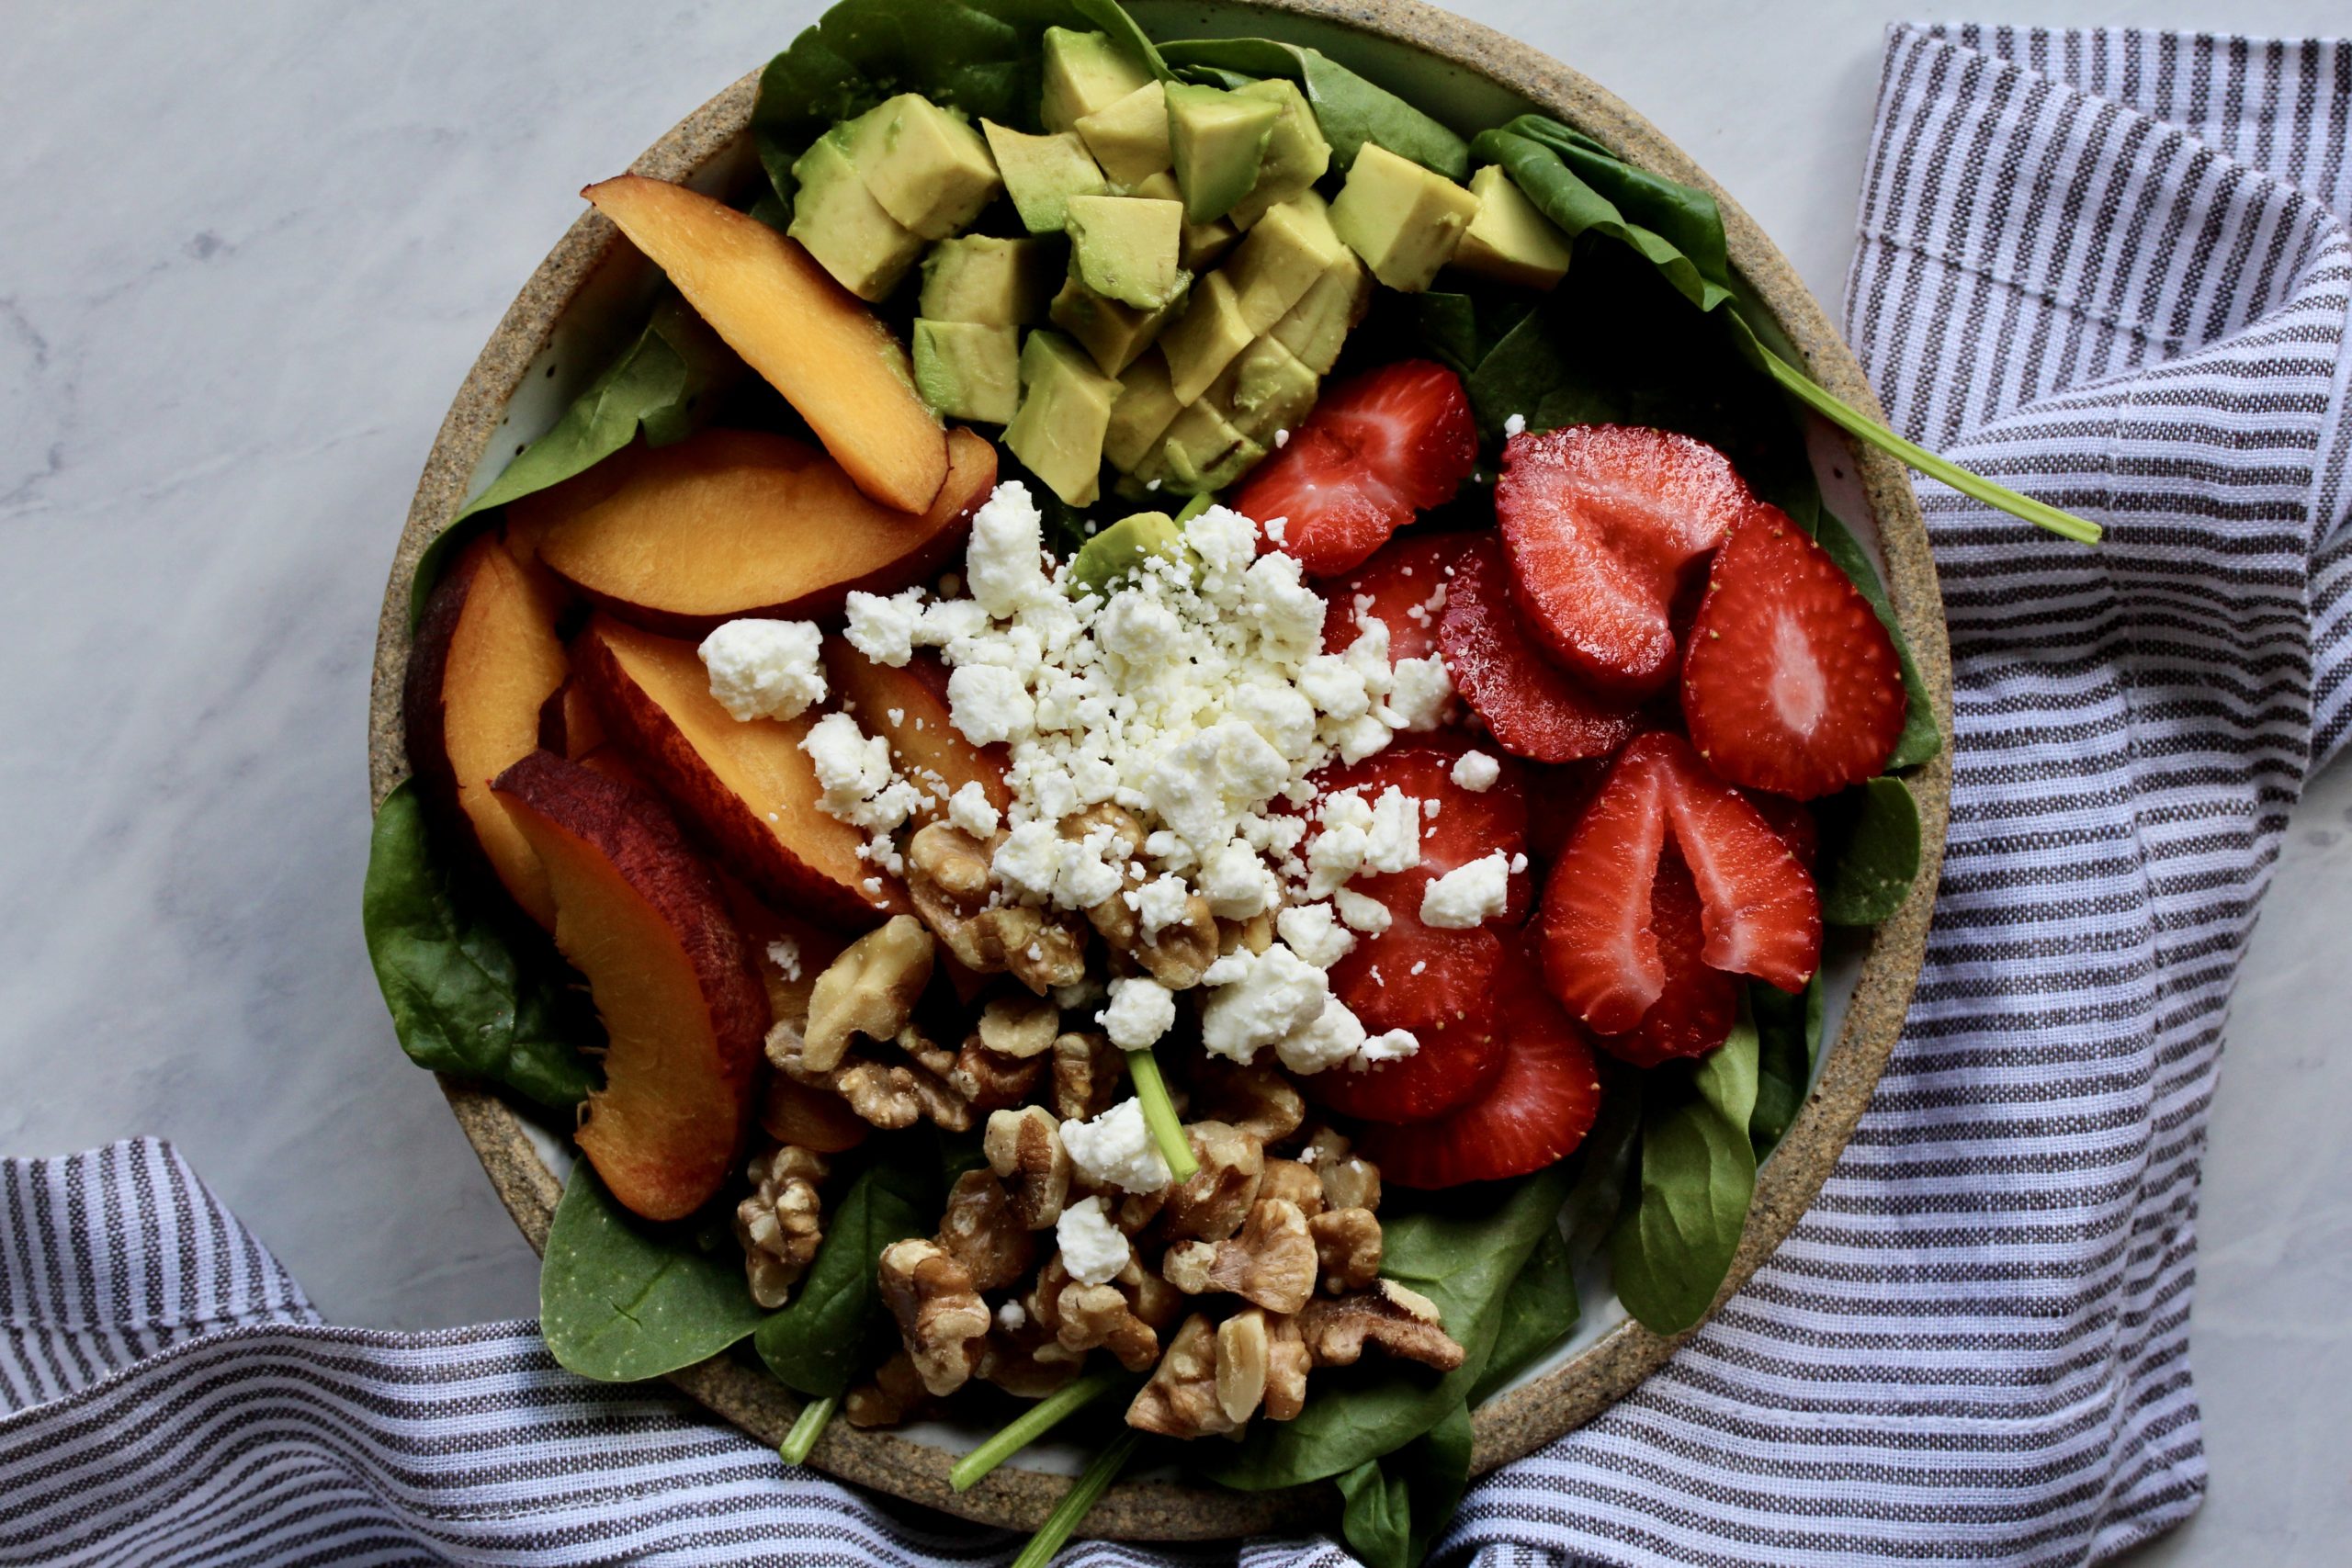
[[785, 27, 1580, 509]]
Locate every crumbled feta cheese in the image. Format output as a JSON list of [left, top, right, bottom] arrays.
[[802, 712, 891, 806], [1055, 824, 1127, 909], [1060, 1099, 1171, 1192], [765, 938, 802, 983], [1200, 839, 1279, 919], [946, 781, 1001, 837], [1299, 654, 1371, 720], [946, 663, 1035, 745], [1198, 944, 1329, 1063], [1421, 851, 1511, 929], [1386, 655, 1454, 731], [1132, 873, 1193, 933], [1275, 903, 1356, 968], [699, 618, 825, 722], [1355, 1029, 1419, 1067], [1277, 994, 1365, 1074], [1145, 719, 1290, 854], [842, 588, 923, 668], [989, 820, 1065, 899], [1332, 886, 1394, 934], [1504, 412, 1528, 437], [1055, 1195, 1132, 1286], [1451, 751, 1502, 792], [1099, 976, 1176, 1049], [966, 480, 1051, 616], [1364, 787, 1424, 874], [996, 1300, 1027, 1332]]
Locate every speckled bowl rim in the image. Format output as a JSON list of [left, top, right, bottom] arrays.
[[367, 0, 1951, 1540]]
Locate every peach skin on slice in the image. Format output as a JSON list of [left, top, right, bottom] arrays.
[[492, 750, 767, 1223], [714, 868, 846, 1033], [822, 639, 1012, 828], [405, 533, 571, 929], [536, 426, 995, 639], [573, 614, 909, 930], [583, 174, 947, 513]]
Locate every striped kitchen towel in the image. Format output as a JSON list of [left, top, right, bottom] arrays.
[[5, 22, 2349, 1568]]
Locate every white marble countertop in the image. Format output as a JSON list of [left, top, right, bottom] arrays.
[[2, 0, 2342, 1561]]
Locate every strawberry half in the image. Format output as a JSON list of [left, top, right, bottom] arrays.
[[1495, 424, 1754, 694], [1440, 535, 1643, 762], [1306, 739, 1532, 919], [1317, 905, 1508, 1123], [1597, 845, 1739, 1068], [1680, 506, 1906, 799], [1237, 360, 1477, 579], [1538, 731, 1820, 1033], [1317, 530, 1474, 663], [1355, 951, 1602, 1188]]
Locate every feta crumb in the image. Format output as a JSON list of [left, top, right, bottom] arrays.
[[1421, 851, 1511, 929], [699, 618, 825, 722], [990, 820, 1065, 899], [1332, 887, 1394, 935], [802, 712, 891, 806], [842, 588, 923, 668], [1354, 1028, 1419, 1067], [1199, 944, 1329, 1063], [1276, 994, 1365, 1074], [1060, 1099, 1172, 1193], [996, 1300, 1027, 1332], [946, 663, 1035, 745], [1055, 1195, 1132, 1286], [1200, 839, 1279, 919], [1504, 412, 1528, 437], [1363, 787, 1425, 874], [1133, 872, 1193, 933], [1275, 903, 1356, 968], [1451, 751, 1503, 792], [947, 781, 1001, 837], [765, 938, 801, 983], [1099, 976, 1176, 1049], [1274, 428, 1291, 448], [966, 480, 1051, 616], [1386, 655, 1454, 731]]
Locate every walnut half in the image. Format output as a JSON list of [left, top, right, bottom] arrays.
[[1296, 1280, 1464, 1371], [877, 1238, 991, 1396], [735, 1145, 827, 1310]]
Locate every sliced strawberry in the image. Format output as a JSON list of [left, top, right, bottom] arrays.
[[1355, 953, 1602, 1188], [1315, 908, 1507, 1124], [1440, 535, 1643, 762], [1744, 789, 1818, 869], [1680, 505, 1905, 799], [1538, 732, 1819, 1032], [1237, 361, 1477, 578], [1317, 531, 1475, 663], [1306, 739, 1532, 919], [1598, 846, 1739, 1067], [1495, 425, 1753, 694]]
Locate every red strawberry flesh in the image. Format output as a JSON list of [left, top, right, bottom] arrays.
[[1317, 905, 1507, 1122], [1440, 535, 1643, 762], [1317, 531, 1474, 663], [1306, 739, 1532, 919], [1598, 845, 1740, 1068]]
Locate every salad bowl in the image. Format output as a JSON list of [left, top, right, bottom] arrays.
[[367, 0, 1951, 1540]]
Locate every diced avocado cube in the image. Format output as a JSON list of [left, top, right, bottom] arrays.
[[1076, 82, 1172, 188], [1226, 192, 1349, 334], [1453, 164, 1575, 290], [1005, 330, 1120, 506], [1104, 352, 1184, 473], [1127, 171, 1238, 270], [1049, 274, 1184, 378], [1159, 271, 1255, 405], [1227, 79, 1331, 229], [981, 121, 1109, 234], [1166, 83, 1281, 225], [919, 235, 1060, 326], [1206, 336, 1320, 445], [1064, 194, 1188, 311], [1149, 400, 1265, 494], [842, 95, 1002, 241], [1041, 27, 1153, 134], [1067, 510, 1193, 595], [789, 130, 925, 301], [912, 320, 1021, 424], [1270, 254, 1374, 375], [1330, 141, 1482, 293]]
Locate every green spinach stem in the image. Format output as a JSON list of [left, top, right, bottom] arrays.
[[948, 1370, 1129, 1493], [778, 1396, 836, 1466], [1011, 1429, 1143, 1568], [1759, 351, 2104, 545], [1125, 1049, 1200, 1181]]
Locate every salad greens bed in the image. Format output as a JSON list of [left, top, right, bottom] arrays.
[[361, 0, 1996, 1559]]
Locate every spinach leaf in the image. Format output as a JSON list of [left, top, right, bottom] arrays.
[[1816, 510, 1943, 768], [754, 1159, 936, 1397], [1335, 1403, 1474, 1568], [1206, 1164, 1571, 1489], [1749, 975, 1824, 1158], [1469, 1225, 1577, 1405], [1815, 776, 1923, 926], [1561, 1066, 1644, 1265], [1072, 0, 1174, 81], [1158, 37, 1470, 177], [408, 298, 736, 626], [1609, 1018, 1759, 1335], [540, 1165, 767, 1382], [362, 780, 598, 1109]]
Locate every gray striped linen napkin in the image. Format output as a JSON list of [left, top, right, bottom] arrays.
[[6, 23, 2350, 1568]]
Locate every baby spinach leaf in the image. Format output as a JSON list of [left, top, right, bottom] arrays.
[[362, 780, 598, 1109], [1468, 1225, 1577, 1405], [755, 1158, 936, 1397], [1609, 1019, 1759, 1335], [1815, 510, 1943, 768], [1205, 1164, 1571, 1489], [1158, 37, 1470, 177], [1815, 775, 1923, 926], [1335, 1402, 1474, 1568], [407, 298, 736, 626], [540, 1165, 767, 1382], [1749, 975, 1824, 1158]]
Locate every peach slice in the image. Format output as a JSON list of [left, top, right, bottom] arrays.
[[405, 533, 571, 928], [714, 870, 847, 1032], [537, 680, 607, 761], [573, 614, 909, 930], [492, 750, 767, 1222], [536, 427, 995, 639], [823, 639, 1012, 827], [583, 174, 947, 513]]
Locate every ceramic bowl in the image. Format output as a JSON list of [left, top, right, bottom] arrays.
[[368, 0, 1951, 1539]]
